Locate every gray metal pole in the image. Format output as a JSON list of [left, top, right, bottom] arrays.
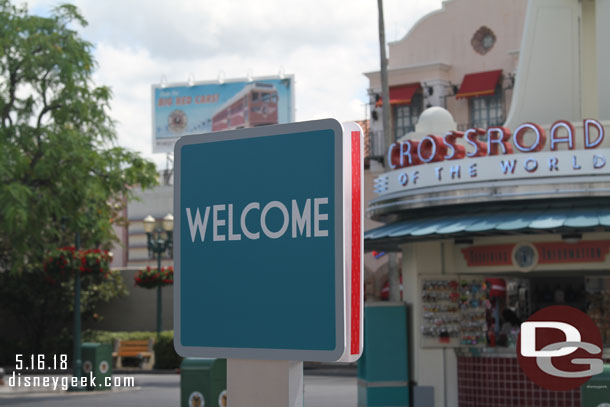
[[71, 232, 84, 390], [378, 0, 401, 302], [378, 0, 392, 165], [157, 249, 162, 338]]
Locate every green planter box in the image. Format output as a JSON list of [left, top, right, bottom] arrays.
[[81, 342, 113, 391], [180, 358, 227, 407]]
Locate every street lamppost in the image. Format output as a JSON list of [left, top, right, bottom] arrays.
[[71, 231, 84, 391], [69, 232, 113, 391], [143, 213, 174, 337]]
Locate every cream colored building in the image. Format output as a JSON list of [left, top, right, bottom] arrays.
[[365, 1, 610, 406], [365, 0, 527, 146], [363, 0, 527, 301]]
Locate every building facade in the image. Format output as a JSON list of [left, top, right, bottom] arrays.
[[365, 0, 527, 155], [93, 176, 175, 332], [362, 0, 527, 302], [364, 0, 610, 406]]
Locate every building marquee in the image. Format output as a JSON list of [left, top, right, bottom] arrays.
[[374, 119, 609, 196]]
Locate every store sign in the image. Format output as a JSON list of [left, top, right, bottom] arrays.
[[461, 244, 514, 267], [374, 119, 608, 195], [461, 241, 610, 268], [536, 241, 610, 264], [173, 119, 363, 362]]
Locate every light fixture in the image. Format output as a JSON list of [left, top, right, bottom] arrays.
[[142, 213, 174, 337], [454, 238, 474, 246], [561, 232, 582, 244], [162, 213, 174, 232], [143, 215, 155, 234], [504, 73, 516, 90]]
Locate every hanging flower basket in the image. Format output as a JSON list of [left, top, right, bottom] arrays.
[[43, 246, 111, 284], [134, 266, 173, 289]]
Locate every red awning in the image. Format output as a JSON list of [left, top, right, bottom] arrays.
[[455, 69, 502, 99], [375, 83, 421, 107]]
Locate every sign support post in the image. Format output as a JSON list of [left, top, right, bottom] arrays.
[[228, 360, 303, 407]]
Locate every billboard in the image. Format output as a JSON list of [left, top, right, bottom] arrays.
[[152, 75, 294, 153]]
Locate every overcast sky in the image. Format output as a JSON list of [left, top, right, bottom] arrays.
[[23, 0, 443, 169]]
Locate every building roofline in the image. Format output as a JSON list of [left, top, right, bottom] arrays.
[[364, 62, 452, 80], [387, 0, 452, 46]]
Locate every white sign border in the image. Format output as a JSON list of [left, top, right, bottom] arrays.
[[173, 119, 346, 361]]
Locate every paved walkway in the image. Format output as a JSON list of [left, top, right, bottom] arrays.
[[0, 373, 357, 406]]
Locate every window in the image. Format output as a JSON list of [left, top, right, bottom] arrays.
[[470, 87, 504, 129], [393, 92, 423, 141]]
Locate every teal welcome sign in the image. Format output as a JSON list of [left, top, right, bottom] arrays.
[[174, 119, 362, 361]]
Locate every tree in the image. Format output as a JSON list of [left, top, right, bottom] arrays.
[[0, 263, 128, 364], [0, 2, 158, 360], [0, 1, 157, 270]]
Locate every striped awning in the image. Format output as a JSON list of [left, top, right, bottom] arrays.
[[455, 69, 502, 99], [365, 209, 610, 251], [375, 83, 421, 107]]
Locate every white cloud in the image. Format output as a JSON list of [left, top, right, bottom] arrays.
[[20, 0, 443, 169]]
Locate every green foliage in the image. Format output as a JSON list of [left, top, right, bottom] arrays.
[[84, 330, 183, 370], [44, 246, 112, 284], [0, 0, 156, 367], [134, 265, 174, 289], [0, 0, 158, 271], [154, 331, 183, 370], [0, 268, 128, 365], [83, 330, 159, 343]]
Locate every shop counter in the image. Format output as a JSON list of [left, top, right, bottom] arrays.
[[455, 346, 581, 407]]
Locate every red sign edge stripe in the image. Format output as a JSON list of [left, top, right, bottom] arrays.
[[351, 130, 361, 355]]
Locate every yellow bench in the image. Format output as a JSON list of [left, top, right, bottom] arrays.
[[112, 339, 155, 369]]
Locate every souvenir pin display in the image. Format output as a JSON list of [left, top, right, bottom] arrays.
[[459, 279, 489, 346], [421, 279, 460, 343]]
